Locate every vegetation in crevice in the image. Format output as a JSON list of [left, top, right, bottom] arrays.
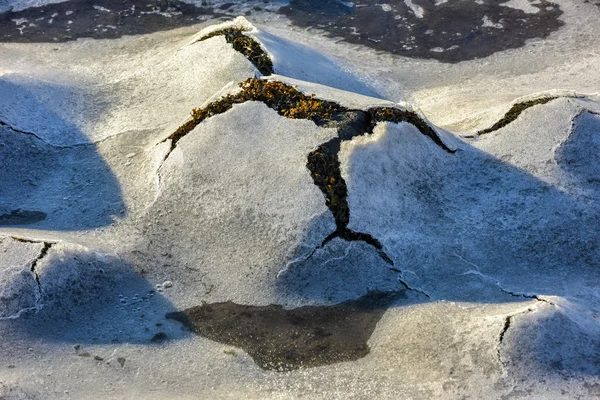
[[368, 107, 454, 153], [476, 97, 559, 135], [199, 28, 274, 76], [168, 78, 342, 150], [165, 78, 453, 263]]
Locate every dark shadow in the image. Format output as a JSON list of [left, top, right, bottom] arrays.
[[555, 111, 600, 191], [0, 0, 225, 43], [279, 0, 564, 63], [2, 247, 188, 345], [0, 77, 126, 230]]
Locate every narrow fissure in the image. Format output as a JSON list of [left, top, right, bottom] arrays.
[[500, 288, 555, 306], [497, 315, 512, 367], [30, 242, 52, 293], [12, 237, 53, 310], [474, 96, 560, 136], [0, 119, 46, 142]]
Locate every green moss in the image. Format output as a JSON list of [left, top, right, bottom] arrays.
[[199, 28, 274, 76], [477, 97, 559, 135]]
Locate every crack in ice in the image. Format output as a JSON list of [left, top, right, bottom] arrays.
[[454, 254, 556, 305]]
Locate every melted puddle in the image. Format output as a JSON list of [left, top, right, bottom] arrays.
[[167, 290, 407, 371]]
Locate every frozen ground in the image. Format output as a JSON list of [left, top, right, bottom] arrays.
[[1, 1, 600, 399]]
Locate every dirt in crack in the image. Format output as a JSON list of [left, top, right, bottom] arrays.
[[197, 28, 273, 76], [166, 290, 406, 371], [497, 315, 512, 366], [476, 97, 560, 135], [29, 241, 52, 293], [164, 79, 453, 262]]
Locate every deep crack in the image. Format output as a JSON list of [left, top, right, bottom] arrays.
[[30, 242, 52, 293], [496, 303, 550, 370]]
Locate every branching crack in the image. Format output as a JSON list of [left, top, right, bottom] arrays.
[[158, 78, 454, 295]]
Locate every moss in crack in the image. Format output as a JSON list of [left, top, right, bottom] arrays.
[[369, 107, 453, 152], [477, 97, 559, 135], [166, 79, 452, 263], [168, 78, 343, 150], [199, 28, 274, 76], [307, 138, 348, 227]]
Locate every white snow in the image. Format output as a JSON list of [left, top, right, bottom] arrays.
[[1, 5, 600, 398], [482, 15, 504, 29], [404, 0, 425, 18]]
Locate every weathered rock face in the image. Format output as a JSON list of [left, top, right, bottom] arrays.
[[0, 9, 600, 400]]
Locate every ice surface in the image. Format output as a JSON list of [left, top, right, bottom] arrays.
[[1, 9, 600, 399], [0, 238, 41, 319], [143, 101, 337, 308], [0, 32, 256, 146]]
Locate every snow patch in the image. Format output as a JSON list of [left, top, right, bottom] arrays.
[[404, 0, 424, 18], [500, 0, 541, 14]]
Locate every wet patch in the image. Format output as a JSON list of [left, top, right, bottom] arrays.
[[0, 209, 47, 225], [279, 0, 564, 63], [0, 0, 223, 42], [166, 290, 406, 371]]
